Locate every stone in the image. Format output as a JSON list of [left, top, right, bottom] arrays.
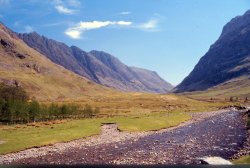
[[199, 157, 233, 165], [16, 53, 26, 59], [0, 39, 13, 48]]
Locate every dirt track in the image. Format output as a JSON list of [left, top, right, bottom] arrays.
[[0, 109, 248, 165]]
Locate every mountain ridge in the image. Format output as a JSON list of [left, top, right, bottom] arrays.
[[0, 22, 114, 101], [173, 9, 250, 93], [18, 32, 173, 93]]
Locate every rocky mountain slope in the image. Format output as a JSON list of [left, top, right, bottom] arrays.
[[129, 66, 173, 93], [0, 23, 113, 101], [18, 33, 173, 93], [174, 10, 250, 93]]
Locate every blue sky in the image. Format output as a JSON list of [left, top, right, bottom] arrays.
[[0, 0, 250, 85]]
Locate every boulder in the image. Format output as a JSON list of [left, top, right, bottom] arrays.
[[199, 156, 233, 165]]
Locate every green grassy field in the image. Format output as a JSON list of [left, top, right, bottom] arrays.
[[0, 111, 190, 154], [233, 155, 250, 164], [106, 112, 190, 132], [0, 87, 232, 155]]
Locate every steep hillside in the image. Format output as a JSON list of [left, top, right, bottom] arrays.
[[89, 50, 173, 92], [130, 67, 173, 93], [174, 10, 250, 93], [0, 23, 112, 101], [18, 33, 173, 93], [18, 32, 99, 83]]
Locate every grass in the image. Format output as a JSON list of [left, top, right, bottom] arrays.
[[0, 15, 248, 158], [233, 155, 250, 164], [105, 112, 191, 132], [0, 119, 102, 154], [0, 111, 190, 154], [0, 91, 232, 154], [181, 76, 250, 100]]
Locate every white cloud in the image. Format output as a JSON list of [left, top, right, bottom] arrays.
[[65, 30, 81, 39], [55, 5, 76, 14], [116, 21, 132, 26], [119, 11, 131, 15], [52, 0, 80, 15], [138, 18, 160, 32], [65, 20, 132, 39], [24, 25, 34, 33]]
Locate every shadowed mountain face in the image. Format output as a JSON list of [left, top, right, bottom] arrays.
[[174, 10, 250, 93], [18, 32, 99, 83], [18, 33, 173, 93]]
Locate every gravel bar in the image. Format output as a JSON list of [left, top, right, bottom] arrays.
[[0, 109, 248, 165]]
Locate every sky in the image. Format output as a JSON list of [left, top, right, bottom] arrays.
[[0, 0, 250, 85]]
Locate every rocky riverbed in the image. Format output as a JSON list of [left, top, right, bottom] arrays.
[[0, 109, 248, 165]]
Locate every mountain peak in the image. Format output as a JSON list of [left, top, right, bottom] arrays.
[[220, 9, 250, 38], [18, 30, 173, 93], [174, 9, 250, 93], [89, 50, 114, 58]]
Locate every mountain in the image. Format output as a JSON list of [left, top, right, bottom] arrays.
[[17, 32, 99, 83], [89, 50, 173, 92], [129, 67, 173, 93], [18, 33, 173, 93], [0, 22, 113, 101], [174, 10, 250, 93]]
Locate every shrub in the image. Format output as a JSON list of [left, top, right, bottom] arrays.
[[83, 104, 93, 118], [0, 83, 28, 101], [0, 83, 101, 124], [28, 100, 40, 122]]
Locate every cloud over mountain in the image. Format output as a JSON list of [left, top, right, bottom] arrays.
[[65, 21, 132, 39]]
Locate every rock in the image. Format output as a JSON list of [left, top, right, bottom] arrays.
[[199, 157, 233, 165], [15, 53, 26, 59], [33, 64, 41, 73], [0, 39, 13, 48]]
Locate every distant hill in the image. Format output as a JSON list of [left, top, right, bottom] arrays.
[[18, 32, 173, 93], [174, 10, 250, 93], [0, 23, 113, 101], [129, 66, 173, 93]]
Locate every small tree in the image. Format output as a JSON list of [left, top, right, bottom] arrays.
[[83, 104, 93, 118], [28, 100, 40, 122], [0, 98, 6, 120], [60, 104, 68, 118], [0, 83, 28, 102], [48, 103, 59, 119]]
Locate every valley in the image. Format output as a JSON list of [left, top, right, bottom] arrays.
[[0, 108, 248, 164], [1, 2, 250, 165]]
